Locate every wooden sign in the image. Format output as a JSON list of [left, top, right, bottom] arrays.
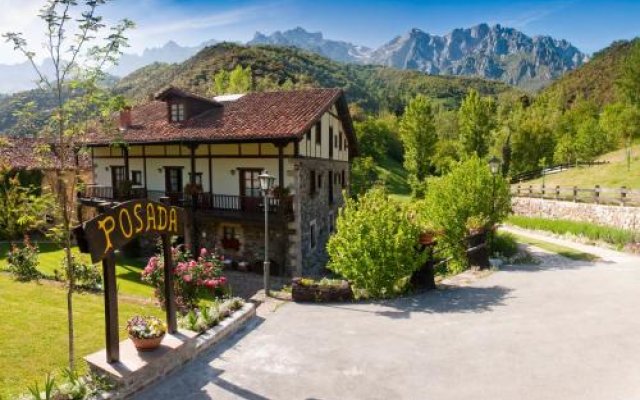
[[75, 199, 185, 263]]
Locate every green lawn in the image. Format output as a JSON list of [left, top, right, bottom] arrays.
[[0, 274, 162, 399], [0, 242, 154, 298], [506, 215, 638, 250], [525, 144, 640, 189], [376, 156, 411, 200], [509, 233, 599, 262]]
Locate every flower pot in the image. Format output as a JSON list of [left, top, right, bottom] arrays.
[[130, 334, 165, 351], [419, 232, 436, 245]]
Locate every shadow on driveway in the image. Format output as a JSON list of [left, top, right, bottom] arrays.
[[322, 284, 514, 320]]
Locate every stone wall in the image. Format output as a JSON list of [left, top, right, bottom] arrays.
[[196, 215, 290, 275], [511, 197, 640, 230], [294, 158, 350, 277]]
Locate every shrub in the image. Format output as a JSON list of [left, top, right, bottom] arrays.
[[326, 187, 427, 298], [57, 254, 101, 290], [7, 235, 40, 281], [142, 247, 227, 311], [418, 156, 511, 273], [178, 297, 245, 333]]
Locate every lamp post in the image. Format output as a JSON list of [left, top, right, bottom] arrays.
[[488, 156, 501, 251], [258, 170, 275, 297]]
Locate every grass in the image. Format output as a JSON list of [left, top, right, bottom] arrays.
[[0, 274, 162, 399], [526, 144, 640, 188], [509, 233, 599, 261], [376, 155, 411, 200], [506, 215, 639, 250], [0, 242, 154, 298]]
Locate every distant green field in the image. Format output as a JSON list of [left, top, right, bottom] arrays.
[[525, 144, 640, 189], [376, 155, 410, 200]]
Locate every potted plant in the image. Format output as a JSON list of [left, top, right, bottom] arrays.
[[126, 315, 167, 351]]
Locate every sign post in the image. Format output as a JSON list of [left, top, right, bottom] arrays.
[[74, 199, 185, 363]]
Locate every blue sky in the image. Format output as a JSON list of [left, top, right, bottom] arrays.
[[1, 0, 639, 63]]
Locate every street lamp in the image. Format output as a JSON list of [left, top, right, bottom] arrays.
[[488, 156, 501, 176], [258, 170, 275, 296], [488, 156, 501, 252]]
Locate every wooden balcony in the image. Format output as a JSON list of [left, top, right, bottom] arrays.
[[79, 186, 294, 221]]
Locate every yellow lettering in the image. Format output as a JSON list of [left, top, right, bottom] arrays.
[[168, 208, 178, 232], [97, 216, 117, 254], [146, 203, 156, 230], [119, 208, 133, 239], [133, 203, 144, 233], [157, 205, 168, 231]]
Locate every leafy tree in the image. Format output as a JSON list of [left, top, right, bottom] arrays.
[[458, 89, 496, 157], [617, 40, 640, 107], [211, 64, 252, 95], [350, 156, 378, 196], [0, 169, 52, 239], [600, 102, 640, 170], [3, 0, 133, 370], [399, 95, 438, 197], [419, 156, 511, 273], [354, 114, 402, 163], [327, 187, 426, 298]]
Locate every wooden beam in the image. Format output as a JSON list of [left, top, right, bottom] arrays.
[[142, 145, 148, 194], [102, 252, 119, 363], [278, 143, 284, 190], [122, 145, 130, 182], [162, 234, 177, 333], [208, 144, 213, 193]]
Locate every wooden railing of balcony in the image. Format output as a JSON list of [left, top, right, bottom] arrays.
[[81, 187, 294, 216]]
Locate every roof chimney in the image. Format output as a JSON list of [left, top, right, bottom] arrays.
[[119, 106, 132, 131]]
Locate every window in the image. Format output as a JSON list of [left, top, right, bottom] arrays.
[[170, 102, 185, 122], [341, 170, 346, 188], [222, 226, 236, 240], [131, 170, 142, 185], [240, 169, 262, 198], [315, 121, 322, 145], [339, 131, 343, 151], [306, 129, 311, 141], [317, 173, 323, 189], [188, 172, 203, 186], [310, 220, 317, 250], [309, 170, 316, 195]]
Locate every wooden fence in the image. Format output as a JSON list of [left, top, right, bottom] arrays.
[[511, 184, 640, 207], [510, 161, 610, 183]]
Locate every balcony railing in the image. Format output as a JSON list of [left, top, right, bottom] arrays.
[[79, 186, 294, 217], [79, 185, 146, 202]]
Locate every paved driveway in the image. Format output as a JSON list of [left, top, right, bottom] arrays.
[[136, 243, 640, 400]]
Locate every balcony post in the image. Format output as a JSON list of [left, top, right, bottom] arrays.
[[189, 143, 199, 250], [277, 142, 285, 214]]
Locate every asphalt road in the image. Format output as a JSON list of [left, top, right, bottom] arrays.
[[136, 239, 640, 400]]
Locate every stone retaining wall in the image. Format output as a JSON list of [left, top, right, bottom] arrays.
[[511, 197, 640, 230]]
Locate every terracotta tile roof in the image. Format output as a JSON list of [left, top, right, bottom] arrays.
[[0, 136, 90, 170], [85, 88, 358, 156]]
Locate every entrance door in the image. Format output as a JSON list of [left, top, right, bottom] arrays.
[[239, 169, 263, 212], [165, 167, 183, 205], [111, 166, 127, 199]]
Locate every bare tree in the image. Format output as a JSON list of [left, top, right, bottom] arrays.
[[3, 0, 133, 370]]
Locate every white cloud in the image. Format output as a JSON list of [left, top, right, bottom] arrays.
[[0, 0, 47, 63]]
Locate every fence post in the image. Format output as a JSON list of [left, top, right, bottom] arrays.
[[573, 186, 578, 202], [555, 185, 560, 200], [594, 185, 600, 204], [621, 186, 627, 206], [541, 184, 546, 198], [517, 185, 521, 196], [529, 185, 533, 197]]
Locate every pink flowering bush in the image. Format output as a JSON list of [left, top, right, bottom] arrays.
[[142, 246, 227, 311]]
